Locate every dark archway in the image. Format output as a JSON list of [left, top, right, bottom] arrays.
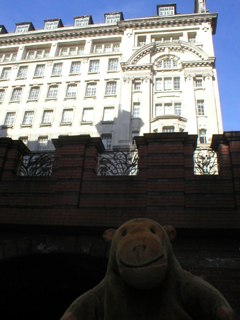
[[1, 253, 108, 319]]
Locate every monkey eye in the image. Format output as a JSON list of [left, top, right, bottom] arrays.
[[150, 228, 156, 234], [122, 230, 127, 237]]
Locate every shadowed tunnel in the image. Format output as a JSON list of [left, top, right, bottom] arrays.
[[1, 253, 108, 319]]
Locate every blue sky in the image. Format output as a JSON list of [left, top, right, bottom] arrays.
[[1, 0, 239, 131]]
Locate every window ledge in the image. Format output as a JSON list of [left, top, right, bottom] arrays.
[[88, 71, 100, 74], [27, 99, 38, 102], [21, 124, 32, 128], [45, 98, 57, 101], [9, 100, 20, 103], [132, 90, 142, 93], [51, 74, 62, 77], [3, 125, 13, 128], [197, 115, 207, 118], [64, 96, 77, 100], [69, 73, 81, 76], [0, 78, 9, 81], [33, 76, 44, 79], [60, 122, 72, 126], [194, 87, 205, 91], [107, 70, 118, 73], [16, 77, 27, 80], [40, 123, 52, 127], [84, 96, 96, 99], [81, 121, 93, 125], [102, 121, 114, 124], [104, 94, 117, 98]]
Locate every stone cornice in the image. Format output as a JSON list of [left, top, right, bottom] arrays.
[[121, 62, 153, 72], [183, 60, 215, 68], [119, 13, 217, 35], [0, 13, 218, 47]]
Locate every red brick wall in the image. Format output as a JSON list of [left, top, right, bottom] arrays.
[[0, 132, 240, 229]]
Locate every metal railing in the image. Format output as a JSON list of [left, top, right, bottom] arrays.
[[98, 150, 139, 176], [17, 152, 54, 177]]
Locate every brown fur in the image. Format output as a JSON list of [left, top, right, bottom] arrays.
[[61, 218, 237, 320]]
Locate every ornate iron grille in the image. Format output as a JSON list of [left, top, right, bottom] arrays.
[[98, 150, 139, 176], [194, 148, 218, 175], [17, 152, 54, 176]]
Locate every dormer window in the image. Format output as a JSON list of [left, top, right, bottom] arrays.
[[15, 22, 34, 33], [104, 12, 123, 24], [16, 25, 29, 33], [74, 16, 92, 27], [0, 25, 8, 34], [44, 19, 63, 30], [156, 56, 179, 69], [157, 4, 176, 16]]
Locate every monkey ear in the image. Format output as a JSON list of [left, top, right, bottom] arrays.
[[103, 229, 116, 243], [163, 225, 177, 242]]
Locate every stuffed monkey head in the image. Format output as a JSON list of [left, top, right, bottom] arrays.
[[103, 218, 176, 290]]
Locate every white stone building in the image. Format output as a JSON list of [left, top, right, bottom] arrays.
[[0, 0, 222, 151]]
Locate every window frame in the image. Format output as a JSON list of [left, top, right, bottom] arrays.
[[101, 133, 112, 150], [1, 67, 11, 80], [37, 136, 48, 151], [0, 89, 5, 103], [197, 100, 205, 116], [61, 108, 74, 125], [22, 110, 34, 127], [105, 81, 117, 96], [85, 82, 97, 97], [133, 102, 140, 118], [10, 87, 22, 102], [52, 63, 63, 76], [47, 85, 59, 100], [28, 86, 40, 101], [102, 107, 115, 122], [41, 109, 54, 126], [4, 112, 16, 127], [34, 64, 45, 77], [82, 107, 94, 124], [199, 129, 207, 144], [66, 84, 77, 99], [70, 61, 81, 75], [89, 60, 100, 73], [108, 58, 118, 72]]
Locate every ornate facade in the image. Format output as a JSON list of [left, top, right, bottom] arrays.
[[0, 0, 222, 151]]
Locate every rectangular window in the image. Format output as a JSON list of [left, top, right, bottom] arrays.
[[103, 107, 114, 122], [134, 81, 141, 91], [29, 87, 40, 100], [104, 44, 111, 53], [164, 59, 171, 68], [163, 126, 175, 133], [155, 78, 162, 91], [17, 66, 28, 78], [66, 84, 77, 98], [4, 53, 11, 62], [188, 33, 196, 43], [105, 14, 121, 23], [70, 62, 81, 74], [15, 24, 29, 33], [75, 18, 89, 27], [174, 103, 181, 116], [106, 81, 117, 95], [164, 78, 172, 91], [61, 109, 73, 123], [0, 89, 5, 103], [52, 63, 62, 76], [164, 103, 174, 115], [89, 60, 99, 73], [174, 77, 180, 90], [108, 58, 118, 71], [133, 103, 140, 118], [101, 134, 112, 150], [138, 36, 146, 47], [5, 112, 16, 127], [22, 111, 34, 126], [113, 43, 120, 52], [199, 129, 207, 144], [195, 79, 202, 88], [11, 88, 22, 102], [1, 67, 11, 79], [155, 104, 163, 116], [26, 49, 50, 60], [86, 83, 97, 97], [44, 21, 58, 30], [158, 6, 175, 16], [82, 108, 94, 123], [197, 100, 205, 116], [95, 45, 103, 53], [34, 65, 45, 77], [37, 136, 48, 151], [42, 110, 54, 125], [47, 86, 58, 99]]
